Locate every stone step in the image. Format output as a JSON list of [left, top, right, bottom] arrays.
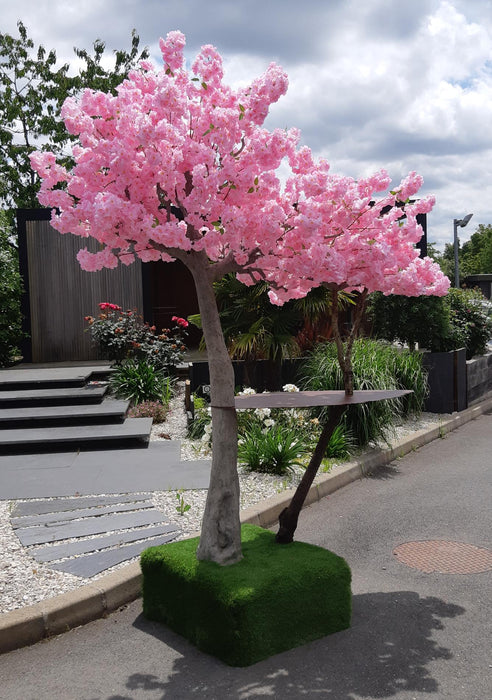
[[0, 366, 109, 391], [0, 418, 152, 453], [0, 399, 129, 428], [0, 385, 108, 407]]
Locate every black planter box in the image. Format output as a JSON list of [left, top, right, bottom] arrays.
[[188, 358, 304, 395], [422, 348, 467, 413]]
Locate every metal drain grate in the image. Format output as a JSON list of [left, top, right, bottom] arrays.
[[393, 540, 492, 574]]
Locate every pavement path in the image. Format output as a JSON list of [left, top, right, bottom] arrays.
[[0, 410, 490, 699]]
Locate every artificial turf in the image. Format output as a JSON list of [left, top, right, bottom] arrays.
[[141, 523, 352, 666]]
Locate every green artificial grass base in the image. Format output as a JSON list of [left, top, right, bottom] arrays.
[[140, 523, 352, 666]]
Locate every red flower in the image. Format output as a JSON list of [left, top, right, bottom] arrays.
[[172, 315, 189, 328], [98, 302, 122, 311]]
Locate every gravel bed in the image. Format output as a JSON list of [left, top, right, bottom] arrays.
[[0, 383, 442, 614]]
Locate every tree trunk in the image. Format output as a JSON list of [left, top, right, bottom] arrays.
[[188, 257, 242, 565], [276, 404, 345, 543]]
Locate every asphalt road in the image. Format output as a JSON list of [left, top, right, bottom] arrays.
[[1, 413, 491, 700]]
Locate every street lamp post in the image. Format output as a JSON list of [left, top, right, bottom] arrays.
[[453, 213, 473, 287]]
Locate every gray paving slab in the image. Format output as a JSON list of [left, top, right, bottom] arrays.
[[10, 499, 155, 527], [15, 509, 168, 546], [30, 523, 179, 562], [0, 366, 108, 386], [0, 442, 210, 498], [0, 400, 129, 423], [0, 385, 107, 404], [0, 417, 152, 446], [10, 493, 152, 517], [49, 532, 179, 577]]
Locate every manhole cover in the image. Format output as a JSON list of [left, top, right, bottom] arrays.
[[393, 540, 492, 574]]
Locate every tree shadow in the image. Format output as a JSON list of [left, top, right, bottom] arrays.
[[110, 590, 465, 699]]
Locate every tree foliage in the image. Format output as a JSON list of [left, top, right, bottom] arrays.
[[0, 211, 23, 366], [0, 22, 148, 364], [0, 21, 148, 218], [430, 224, 492, 285], [368, 287, 492, 359]]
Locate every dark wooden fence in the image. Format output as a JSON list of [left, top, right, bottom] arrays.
[[18, 209, 144, 363]]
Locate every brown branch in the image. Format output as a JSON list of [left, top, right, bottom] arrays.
[[330, 287, 346, 377], [230, 137, 246, 158], [346, 288, 368, 356]]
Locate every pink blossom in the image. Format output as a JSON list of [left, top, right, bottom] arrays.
[[31, 31, 449, 305]]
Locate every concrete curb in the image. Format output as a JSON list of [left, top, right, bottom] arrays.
[[2, 392, 492, 654]]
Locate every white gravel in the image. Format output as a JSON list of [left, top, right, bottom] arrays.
[[0, 382, 442, 614]]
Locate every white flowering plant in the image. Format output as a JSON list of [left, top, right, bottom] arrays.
[[189, 383, 353, 473]]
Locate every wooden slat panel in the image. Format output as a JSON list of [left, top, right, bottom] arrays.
[[26, 219, 143, 362]]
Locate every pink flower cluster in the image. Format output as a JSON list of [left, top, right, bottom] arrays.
[[172, 316, 189, 328], [30, 30, 449, 302]]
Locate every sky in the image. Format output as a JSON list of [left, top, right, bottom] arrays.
[[3, 0, 492, 251]]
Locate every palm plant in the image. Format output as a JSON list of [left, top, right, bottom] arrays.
[[190, 274, 354, 389]]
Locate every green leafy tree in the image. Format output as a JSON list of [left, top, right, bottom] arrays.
[[0, 21, 148, 220], [461, 224, 492, 276], [190, 274, 354, 390], [430, 225, 492, 285], [0, 22, 148, 362]]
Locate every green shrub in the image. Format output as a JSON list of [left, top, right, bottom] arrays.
[[324, 423, 354, 459], [0, 223, 24, 367], [189, 385, 354, 464], [110, 360, 171, 405], [446, 287, 492, 359], [187, 395, 210, 440], [238, 423, 310, 475], [368, 288, 492, 359], [368, 292, 451, 352], [85, 303, 187, 372], [299, 339, 428, 447]]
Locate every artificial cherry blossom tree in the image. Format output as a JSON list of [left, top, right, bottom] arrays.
[[31, 31, 449, 565]]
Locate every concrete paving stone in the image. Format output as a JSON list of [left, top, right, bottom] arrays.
[[0, 400, 129, 423], [50, 532, 179, 577], [0, 442, 210, 499], [0, 417, 152, 447], [15, 509, 169, 546], [0, 385, 108, 405], [0, 366, 111, 387], [30, 523, 179, 562], [0, 368, 90, 387], [10, 493, 152, 517], [10, 499, 155, 528]]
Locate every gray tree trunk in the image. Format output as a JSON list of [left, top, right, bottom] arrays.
[[188, 256, 242, 565]]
